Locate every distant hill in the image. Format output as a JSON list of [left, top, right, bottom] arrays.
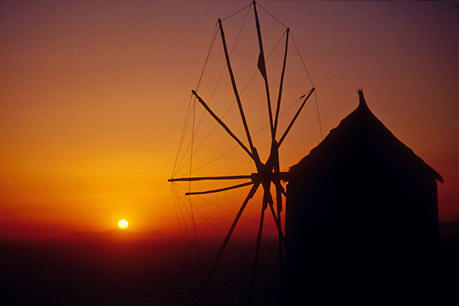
[[68, 221, 459, 243], [70, 228, 167, 241]]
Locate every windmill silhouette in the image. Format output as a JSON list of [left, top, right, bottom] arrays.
[[169, 1, 316, 303]]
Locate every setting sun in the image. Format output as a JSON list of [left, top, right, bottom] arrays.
[[118, 220, 128, 229]]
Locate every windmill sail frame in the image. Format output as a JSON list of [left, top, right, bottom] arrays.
[[169, 1, 316, 303]]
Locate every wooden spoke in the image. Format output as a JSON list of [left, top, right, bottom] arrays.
[[253, 1, 274, 139], [202, 182, 260, 290], [218, 19, 256, 154], [274, 181, 287, 196], [185, 182, 253, 196], [266, 192, 285, 244], [247, 192, 267, 306], [170, 173, 288, 184], [192, 90, 254, 160], [278, 87, 315, 146], [169, 175, 252, 182], [273, 28, 289, 139]]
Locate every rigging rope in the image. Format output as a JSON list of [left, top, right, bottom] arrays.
[[172, 184, 196, 265], [185, 94, 307, 175], [174, 184, 242, 255], [173, 0, 324, 190], [173, 30, 287, 177], [257, 2, 288, 29], [196, 194, 277, 229], [175, 183, 240, 271], [174, 184, 225, 275], [291, 33, 324, 139], [314, 92, 324, 140], [173, 7, 253, 177], [180, 4, 254, 275], [171, 97, 193, 178], [171, 185, 193, 268], [222, 2, 253, 22], [195, 24, 219, 92], [171, 24, 218, 178], [191, 5, 252, 149], [175, 29, 324, 178], [172, 3, 325, 282], [290, 33, 314, 87]]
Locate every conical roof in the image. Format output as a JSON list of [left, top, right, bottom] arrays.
[[290, 90, 443, 182]]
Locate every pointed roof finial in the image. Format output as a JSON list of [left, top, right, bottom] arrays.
[[357, 88, 367, 108]]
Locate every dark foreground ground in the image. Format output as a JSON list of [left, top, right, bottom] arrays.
[[1, 234, 458, 306], [0, 237, 282, 306]]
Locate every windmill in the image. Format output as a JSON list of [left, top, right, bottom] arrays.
[[169, 1, 317, 303]]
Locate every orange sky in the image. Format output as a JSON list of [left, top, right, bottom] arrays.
[[1, 1, 458, 238]]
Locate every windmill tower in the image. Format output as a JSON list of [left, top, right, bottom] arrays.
[[169, 1, 317, 303]]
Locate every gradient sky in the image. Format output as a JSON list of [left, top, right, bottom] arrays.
[[1, 0, 457, 238]]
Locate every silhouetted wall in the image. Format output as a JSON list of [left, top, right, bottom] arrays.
[[285, 91, 441, 303]]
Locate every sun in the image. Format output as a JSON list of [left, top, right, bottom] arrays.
[[118, 220, 128, 229]]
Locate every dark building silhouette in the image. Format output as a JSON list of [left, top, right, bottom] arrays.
[[285, 90, 442, 302]]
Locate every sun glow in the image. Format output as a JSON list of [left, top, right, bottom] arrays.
[[118, 220, 128, 229]]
